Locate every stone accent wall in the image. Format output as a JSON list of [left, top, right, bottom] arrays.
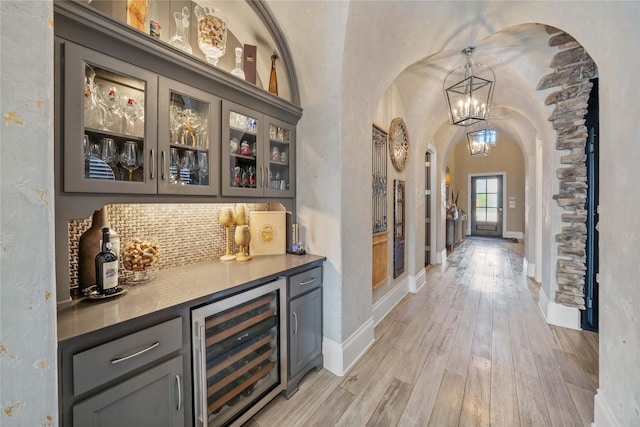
[[537, 26, 597, 310]]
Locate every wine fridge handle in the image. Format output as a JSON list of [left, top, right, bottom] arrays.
[[293, 311, 298, 335], [110, 341, 159, 364], [150, 149, 156, 180], [198, 324, 207, 424], [176, 374, 182, 411]]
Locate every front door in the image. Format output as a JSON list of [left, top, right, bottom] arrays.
[[471, 175, 503, 237]]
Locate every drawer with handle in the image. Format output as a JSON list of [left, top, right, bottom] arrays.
[[288, 266, 322, 299], [72, 317, 182, 396]]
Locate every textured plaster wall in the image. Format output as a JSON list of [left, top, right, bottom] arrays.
[[0, 2, 57, 425]]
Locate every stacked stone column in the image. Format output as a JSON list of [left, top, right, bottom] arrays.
[[537, 27, 597, 310]]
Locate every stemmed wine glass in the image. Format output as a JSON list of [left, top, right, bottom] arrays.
[[100, 137, 118, 171], [180, 150, 196, 184], [169, 147, 180, 184], [120, 141, 140, 181], [120, 95, 140, 135], [99, 84, 123, 132], [197, 152, 209, 185]]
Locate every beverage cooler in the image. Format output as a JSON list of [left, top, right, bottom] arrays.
[[191, 278, 287, 426]]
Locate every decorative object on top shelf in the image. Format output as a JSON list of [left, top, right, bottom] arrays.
[[169, 7, 192, 54], [269, 53, 278, 95], [126, 0, 149, 31], [194, 1, 228, 66], [243, 44, 257, 84], [219, 207, 236, 261], [231, 47, 246, 80], [443, 47, 495, 127], [388, 117, 409, 171]]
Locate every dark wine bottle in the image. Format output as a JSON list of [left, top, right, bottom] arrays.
[[95, 227, 119, 295]]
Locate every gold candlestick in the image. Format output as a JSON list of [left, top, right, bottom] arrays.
[[219, 207, 236, 261]]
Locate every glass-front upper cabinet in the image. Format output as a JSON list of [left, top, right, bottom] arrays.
[[264, 117, 295, 198], [158, 78, 220, 196], [221, 101, 295, 197], [221, 101, 262, 197], [64, 41, 158, 194]]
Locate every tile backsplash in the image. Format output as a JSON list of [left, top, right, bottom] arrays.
[[68, 203, 271, 294]]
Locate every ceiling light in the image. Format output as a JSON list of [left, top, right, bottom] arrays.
[[467, 128, 492, 157], [444, 47, 495, 127]]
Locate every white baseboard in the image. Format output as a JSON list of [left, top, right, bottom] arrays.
[[409, 268, 426, 293], [437, 248, 448, 265], [373, 279, 409, 326], [593, 388, 618, 427], [504, 231, 524, 239], [322, 317, 375, 376], [538, 287, 580, 330], [523, 257, 535, 278]]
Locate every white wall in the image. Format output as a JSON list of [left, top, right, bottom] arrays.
[[0, 2, 58, 424]]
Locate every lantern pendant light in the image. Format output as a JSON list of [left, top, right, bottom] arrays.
[[466, 127, 491, 157], [444, 47, 495, 127]]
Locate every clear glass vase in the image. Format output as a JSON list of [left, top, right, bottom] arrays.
[[169, 7, 192, 55], [194, 2, 228, 66]]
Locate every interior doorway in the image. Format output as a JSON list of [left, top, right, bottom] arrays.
[[470, 175, 503, 237], [583, 78, 599, 332], [424, 152, 432, 267]]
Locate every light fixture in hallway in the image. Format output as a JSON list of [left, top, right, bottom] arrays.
[[443, 46, 495, 127], [466, 127, 492, 157]]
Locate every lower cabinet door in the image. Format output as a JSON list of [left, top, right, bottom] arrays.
[[73, 356, 184, 427], [289, 288, 322, 377]]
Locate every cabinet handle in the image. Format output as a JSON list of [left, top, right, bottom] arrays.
[[176, 374, 182, 411], [293, 311, 298, 335], [150, 149, 156, 180], [260, 166, 264, 188], [265, 166, 270, 188], [161, 150, 166, 180], [299, 278, 316, 286], [110, 341, 159, 364]]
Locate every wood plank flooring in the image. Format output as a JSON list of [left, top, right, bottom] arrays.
[[248, 239, 598, 427]]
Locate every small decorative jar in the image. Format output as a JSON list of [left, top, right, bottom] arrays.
[[271, 146, 280, 161], [279, 150, 287, 163], [240, 140, 251, 156], [229, 137, 239, 153]]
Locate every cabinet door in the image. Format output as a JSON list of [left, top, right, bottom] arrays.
[[264, 117, 295, 197], [73, 356, 184, 427], [158, 78, 220, 195], [63, 41, 158, 194], [289, 288, 322, 378], [221, 100, 263, 197]]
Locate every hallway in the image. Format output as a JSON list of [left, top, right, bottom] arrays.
[[250, 239, 598, 426]]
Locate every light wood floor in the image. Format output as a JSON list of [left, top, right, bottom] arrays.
[[249, 238, 599, 427]]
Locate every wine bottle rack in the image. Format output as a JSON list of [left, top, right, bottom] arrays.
[[192, 279, 285, 427]]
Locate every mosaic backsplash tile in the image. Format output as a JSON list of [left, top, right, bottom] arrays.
[[68, 203, 270, 292]]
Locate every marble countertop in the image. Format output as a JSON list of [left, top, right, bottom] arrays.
[[57, 253, 325, 342]]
